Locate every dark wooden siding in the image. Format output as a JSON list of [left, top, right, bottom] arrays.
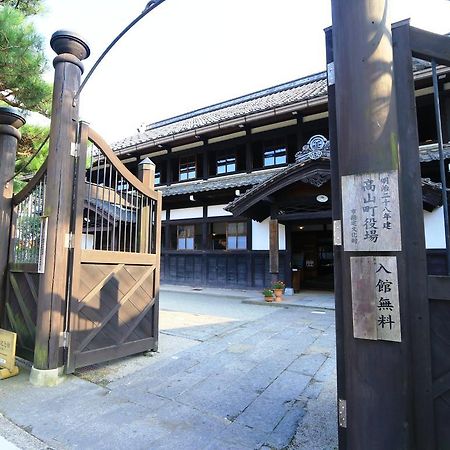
[[161, 251, 286, 289]]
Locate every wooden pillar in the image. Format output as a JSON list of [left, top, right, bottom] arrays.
[[32, 31, 90, 381], [331, 2, 432, 448], [245, 134, 253, 174], [269, 205, 279, 283], [0, 108, 25, 319], [138, 158, 155, 253]]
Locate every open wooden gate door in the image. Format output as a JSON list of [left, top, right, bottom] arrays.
[[65, 123, 162, 373]]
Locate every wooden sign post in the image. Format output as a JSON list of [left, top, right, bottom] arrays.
[[0, 329, 19, 379], [330, 1, 434, 448]]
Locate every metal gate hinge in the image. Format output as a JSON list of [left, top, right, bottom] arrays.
[[59, 331, 71, 349], [338, 399, 347, 428], [70, 142, 80, 158], [64, 233, 75, 249], [333, 220, 342, 246]]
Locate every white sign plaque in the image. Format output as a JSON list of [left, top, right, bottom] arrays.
[[342, 170, 401, 251], [350, 256, 401, 343]]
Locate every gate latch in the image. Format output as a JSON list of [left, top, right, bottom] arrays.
[[59, 331, 71, 349], [338, 399, 347, 428]]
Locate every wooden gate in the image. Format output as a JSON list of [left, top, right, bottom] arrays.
[[3, 162, 48, 361], [65, 123, 161, 373]]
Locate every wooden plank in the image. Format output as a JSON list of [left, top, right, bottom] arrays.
[[9, 263, 39, 273], [72, 337, 156, 370], [76, 264, 124, 312], [410, 26, 450, 66], [78, 266, 155, 351], [9, 273, 35, 339], [80, 250, 156, 265], [24, 273, 38, 304], [428, 275, 450, 300], [118, 298, 155, 344]]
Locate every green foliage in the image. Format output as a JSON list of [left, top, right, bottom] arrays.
[[0, 0, 44, 16], [14, 123, 49, 192], [262, 288, 274, 297], [271, 280, 285, 290], [0, 4, 52, 116]]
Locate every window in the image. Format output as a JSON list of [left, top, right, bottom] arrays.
[[227, 222, 247, 249], [264, 146, 287, 167], [217, 155, 236, 175], [211, 222, 247, 250], [175, 224, 202, 250], [155, 171, 161, 185], [179, 157, 196, 181]]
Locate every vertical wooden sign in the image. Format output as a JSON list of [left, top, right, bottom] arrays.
[[350, 256, 401, 342]]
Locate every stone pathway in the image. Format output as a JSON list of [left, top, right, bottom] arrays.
[[0, 291, 337, 449]]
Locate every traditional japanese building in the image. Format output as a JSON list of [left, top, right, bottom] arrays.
[[110, 62, 450, 291]]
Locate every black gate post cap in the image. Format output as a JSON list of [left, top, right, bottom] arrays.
[[0, 107, 26, 129], [50, 30, 90, 60]]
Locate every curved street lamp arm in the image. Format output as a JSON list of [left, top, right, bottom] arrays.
[[73, 0, 167, 105]]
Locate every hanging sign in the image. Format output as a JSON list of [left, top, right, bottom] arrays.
[[350, 256, 401, 342], [342, 170, 401, 251]]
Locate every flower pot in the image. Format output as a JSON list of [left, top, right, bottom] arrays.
[[264, 296, 274, 302], [273, 289, 283, 301]]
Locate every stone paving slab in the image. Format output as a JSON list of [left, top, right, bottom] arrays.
[[0, 290, 337, 450]]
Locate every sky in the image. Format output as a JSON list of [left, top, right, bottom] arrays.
[[31, 0, 450, 143]]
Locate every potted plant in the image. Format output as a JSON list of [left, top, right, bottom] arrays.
[[272, 281, 285, 302], [262, 288, 274, 302]]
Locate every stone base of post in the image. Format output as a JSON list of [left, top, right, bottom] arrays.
[[29, 366, 65, 387]]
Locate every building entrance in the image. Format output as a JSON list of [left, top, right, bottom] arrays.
[[291, 223, 333, 291]]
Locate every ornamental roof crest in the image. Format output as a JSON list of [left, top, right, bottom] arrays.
[[295, 134, 330, 164]]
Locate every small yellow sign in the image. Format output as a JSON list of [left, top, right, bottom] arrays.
[[0, 329, 17, 372]]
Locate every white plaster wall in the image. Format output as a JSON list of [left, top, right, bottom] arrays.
[[169, 206, 203, 220], [252, 219, 286, 251], [424, 207, 446, 249], [207, 204, 233, 217]]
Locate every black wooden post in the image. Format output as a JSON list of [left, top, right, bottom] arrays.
[[331, 2, 433, 448], [31, 31, 90, 386], [0, 108, 25, 319]]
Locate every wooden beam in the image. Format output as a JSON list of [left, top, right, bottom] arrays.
[[410, 26, 450, 66], [269, 218, 279, 275]]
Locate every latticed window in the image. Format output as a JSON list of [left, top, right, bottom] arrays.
[[227, 222, 247, 250], [264, 147, 287, 167], [177, 225, 194, 249], [217, 155, 236, 174], [179, 158, 196, 181]]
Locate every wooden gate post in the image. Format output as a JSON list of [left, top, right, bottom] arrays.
[[31, 31, 90, 386], [0, 108, 25, 318], [331, 1, 433, 449], [138, 158, 155, 253]]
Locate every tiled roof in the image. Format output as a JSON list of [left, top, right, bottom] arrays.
[[112, 59, 443, 153], [225, 143, 450, 212], [156, 168, 282, 197], [112, 72, 327, 151]]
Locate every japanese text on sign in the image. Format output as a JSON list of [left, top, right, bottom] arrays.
[[342, 170, 401, 251], [0, 329, 17, 371], [350, 256, 401, 342]]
